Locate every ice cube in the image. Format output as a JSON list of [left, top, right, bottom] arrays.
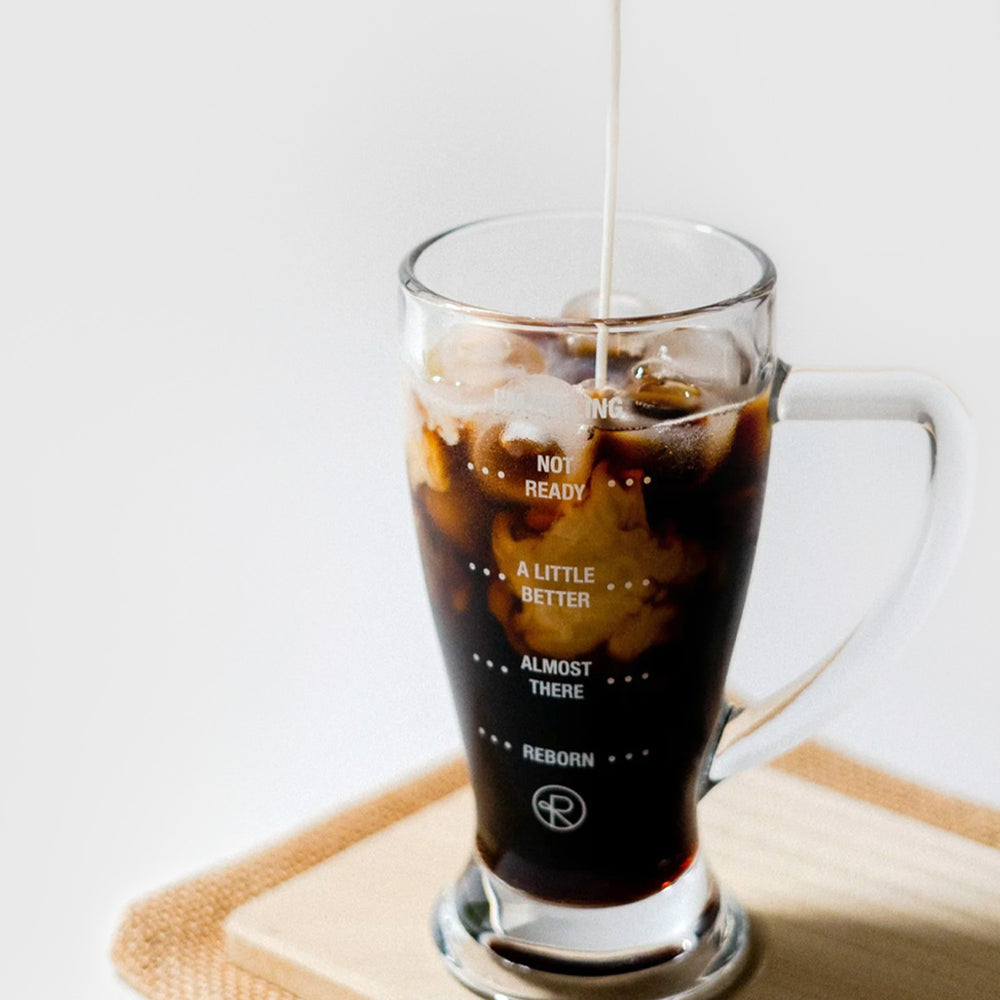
[[476, 373, 595, 481], [426, 325, 546, 391], [639, 326, 751, 389], [696, 407, 740, 470], [494, 374, 588, 448], [654, 407, 740, 479], [561, 289, 655, 320], [626, 363, 704, 418]]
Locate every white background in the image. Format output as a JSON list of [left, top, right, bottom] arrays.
[[1, 1, 997, 997]]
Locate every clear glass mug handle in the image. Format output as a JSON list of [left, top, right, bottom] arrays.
[[708, 363, 976, 785]]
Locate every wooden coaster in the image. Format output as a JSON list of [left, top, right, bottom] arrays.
[[223, 767, 1000, 1000]]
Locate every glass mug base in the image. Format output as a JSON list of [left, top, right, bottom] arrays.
[[432, 854, 750, 1000]]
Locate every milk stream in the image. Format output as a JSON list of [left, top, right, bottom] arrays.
[[594, 0, 622, 390]]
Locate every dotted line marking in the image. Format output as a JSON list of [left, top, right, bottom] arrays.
[[608, 748, 650, 763], [605, 577, 654, 592], [477, 727, 513, 751], [469, 461, 650, 488], [472, 654, 510, 674], [466, 461, 507, 481], [476, 728, 648, 763], [468, 562, 506, 582]]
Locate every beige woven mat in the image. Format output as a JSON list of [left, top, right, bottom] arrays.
[[111, 744, 1000, 1000]]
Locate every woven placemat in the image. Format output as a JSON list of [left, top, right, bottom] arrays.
[[111, 744, 1000, 1000]]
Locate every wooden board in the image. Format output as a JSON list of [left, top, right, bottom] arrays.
[[224, 768, 1000, 1000]]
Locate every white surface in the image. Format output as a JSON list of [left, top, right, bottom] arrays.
[[0, 2, 996, 998]]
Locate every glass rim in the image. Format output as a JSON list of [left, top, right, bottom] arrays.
[[399, 210, 777, 330]]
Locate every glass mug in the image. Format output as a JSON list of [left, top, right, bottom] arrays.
[[401, 213, 973, 1000]]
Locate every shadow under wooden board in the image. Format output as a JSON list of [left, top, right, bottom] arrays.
[[113, 745, 1000, 1000]]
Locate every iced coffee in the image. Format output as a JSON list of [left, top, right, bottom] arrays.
[[406, 320, 771, 905]]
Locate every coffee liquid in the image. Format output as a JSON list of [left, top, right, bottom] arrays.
[[407, 334, 771, 905]]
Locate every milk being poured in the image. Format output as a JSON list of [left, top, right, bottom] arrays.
[[594, 0, 622, 389]]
